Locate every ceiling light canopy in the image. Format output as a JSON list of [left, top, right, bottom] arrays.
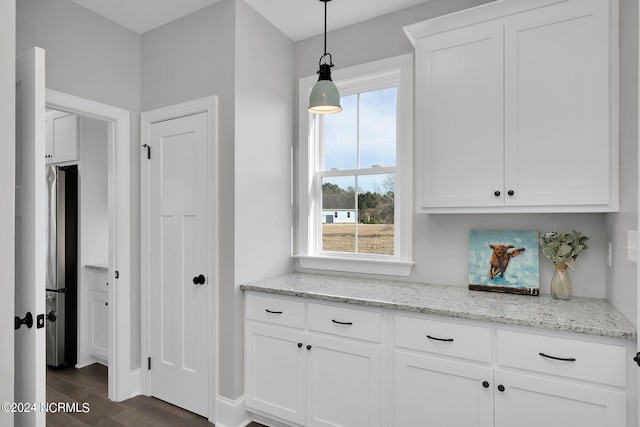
[[308, 0, 342, 115]]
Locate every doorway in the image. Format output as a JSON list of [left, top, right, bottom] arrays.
[[45, 89, 132, 402]]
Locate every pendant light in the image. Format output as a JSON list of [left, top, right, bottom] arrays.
[[308, 0, 342, 114]]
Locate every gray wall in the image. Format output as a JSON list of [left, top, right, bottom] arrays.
[[141, 0, 239, 399], [17, 0, 143, 368], [293, 0, 634, 308], [0, 1, 16, 424], [234, 0, 295, 397], [141, 0, 295, 399], [606, 0, 638, 326]]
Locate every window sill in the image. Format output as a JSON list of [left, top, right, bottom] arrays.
[[294, 255, 414, 277]]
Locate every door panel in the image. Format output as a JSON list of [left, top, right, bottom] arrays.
[[149, 112, 208, 417], [15, 47, 46, 427]]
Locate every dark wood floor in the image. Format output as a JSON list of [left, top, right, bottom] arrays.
[[46, 364, 264, 427]]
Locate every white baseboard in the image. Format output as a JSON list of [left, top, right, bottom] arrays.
[[215, 395, 251, 427]]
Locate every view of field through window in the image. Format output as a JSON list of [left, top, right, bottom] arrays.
[[321, 87, 397, 255]]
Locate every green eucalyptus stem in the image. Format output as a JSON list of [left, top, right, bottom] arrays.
[[537, 230, 589, 270]]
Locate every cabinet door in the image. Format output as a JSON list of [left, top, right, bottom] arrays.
[[46, 111, 78, 164], [306, 335, 383, 427], [415, 21, 504, 210], [89, 291, 108, 359], [494, 370, 626, 427], [503, 0, 612, 207], [245, 323, 306, 425], [394, 351, 493, 427]]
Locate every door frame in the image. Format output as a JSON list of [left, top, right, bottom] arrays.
[[140, 96, 219, 422], [45, 89, 132, 402]]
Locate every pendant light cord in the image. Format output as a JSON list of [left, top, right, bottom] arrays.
[[323, 0, 327, 55], [319, 0, 332, 68]]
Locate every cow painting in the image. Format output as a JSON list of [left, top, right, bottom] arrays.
[[488, 244, 526, 280], [469, 230, 539, 295]]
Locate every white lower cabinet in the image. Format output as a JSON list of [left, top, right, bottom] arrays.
[[245, 293, 632, 427], [88, 290, 108, 359], [245, 292, 385, 427], [394, 351, 493, 427], [494, 370, 626, 427], [306, 334, 382, 427], [86, 268, 109, 360], [245, 323, 306, 425], [392, 313, 629, 427]]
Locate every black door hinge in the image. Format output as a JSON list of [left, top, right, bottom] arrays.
[[148, 357, 151, 370], [142, 144, 151, 159]]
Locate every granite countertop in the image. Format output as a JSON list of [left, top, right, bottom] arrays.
[[85, 264, 108, 272], [240, 273, 637, 340]]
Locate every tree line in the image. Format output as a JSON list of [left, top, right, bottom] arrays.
[[322, 181, 394, 224]]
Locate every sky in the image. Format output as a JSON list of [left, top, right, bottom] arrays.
[[322, 87, 397, 193]]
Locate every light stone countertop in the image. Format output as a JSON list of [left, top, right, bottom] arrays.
[[240, 272, 637, 340], [85, 264, 108, 272]]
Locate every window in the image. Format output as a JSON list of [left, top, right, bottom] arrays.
[[296, 54, 414, 276]]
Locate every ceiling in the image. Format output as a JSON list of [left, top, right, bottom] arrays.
[[69, 0, 430, 41]]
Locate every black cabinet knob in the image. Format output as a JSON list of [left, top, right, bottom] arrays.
[[497, 384, 505, 392], [306, 345, 312, 351], [297, 342, 303, 348], [192, 274, 206, 285], [494, 190, 501, 197], [482, 381, 489, 388], [507, 190, 515, 196]]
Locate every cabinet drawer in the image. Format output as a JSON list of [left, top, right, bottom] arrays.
[[308, 303, 381, 343], [497, 330, 626, 387], [394, 315, 492, 363], [246, 293, 305, 329]]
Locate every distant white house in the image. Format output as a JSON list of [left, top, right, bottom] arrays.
[[322, 209, 356, 224]]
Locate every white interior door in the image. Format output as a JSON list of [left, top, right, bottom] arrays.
[[149, 112, 209, 417], [15, 47, 46, 427]]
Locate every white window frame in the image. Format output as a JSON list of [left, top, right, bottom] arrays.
[[296, 54, 414, 276]]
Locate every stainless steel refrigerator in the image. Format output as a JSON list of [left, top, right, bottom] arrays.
[[45, 165, 78, 368]]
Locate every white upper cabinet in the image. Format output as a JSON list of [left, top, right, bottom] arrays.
[[405, 0, 619, 213], [45, 111, 78, 164]]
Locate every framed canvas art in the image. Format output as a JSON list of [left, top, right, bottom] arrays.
[[468, 230, 540, 296]]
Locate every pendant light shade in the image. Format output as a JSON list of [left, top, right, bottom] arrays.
[[308, 0, 341, 115]]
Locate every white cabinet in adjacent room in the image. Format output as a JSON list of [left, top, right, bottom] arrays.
[[45, 110, 78, 164], [86, 267, 108, 361], [405, 0, 619, 213]]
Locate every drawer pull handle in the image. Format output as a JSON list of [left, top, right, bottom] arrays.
[[539, 352, 576, 362], [426, 335, 454, 342], [332, 319, 353, 325], [265, 309, 283, 314]]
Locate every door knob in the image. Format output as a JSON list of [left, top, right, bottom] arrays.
[[193, 274, 206, 285], [14, 312, 33, 330], [46, 310, 57, 322]]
